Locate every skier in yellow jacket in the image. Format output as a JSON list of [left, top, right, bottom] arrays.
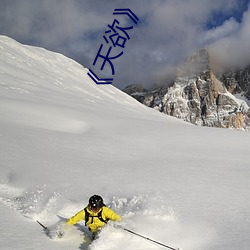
[[67, 195, 121, 238]]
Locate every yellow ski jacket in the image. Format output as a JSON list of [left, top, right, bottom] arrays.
[[67, 206, 121, 233]]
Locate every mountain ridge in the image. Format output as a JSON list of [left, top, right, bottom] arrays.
[[123, 49, 250, 130]]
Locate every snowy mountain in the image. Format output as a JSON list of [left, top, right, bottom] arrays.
[[0, 36, 250, 250], [217, 65, 250, 100], [124, 49, 250, 130]]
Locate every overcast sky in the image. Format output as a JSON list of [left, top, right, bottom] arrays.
[[0, 0, 249, 89]]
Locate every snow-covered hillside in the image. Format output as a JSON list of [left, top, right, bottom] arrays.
[[0, 36, 250, 250]]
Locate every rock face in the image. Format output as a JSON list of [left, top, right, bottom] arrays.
[[123, 84, 147, 103], [124, 49, 250, 130], [217, 66, 250, 100]]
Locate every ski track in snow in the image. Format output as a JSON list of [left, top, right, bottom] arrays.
[[0, 180, 211, 250], [0, 99, 91, 134]]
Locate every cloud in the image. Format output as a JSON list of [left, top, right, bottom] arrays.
[[209, 4, 250, 69], [200, 18, 240, 45], [0, 0, 249, 88]]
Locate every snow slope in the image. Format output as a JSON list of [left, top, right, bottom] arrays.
[[0, 35, 250, 250]]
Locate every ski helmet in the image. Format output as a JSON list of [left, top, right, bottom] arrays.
[[89, 195, 104, 210]]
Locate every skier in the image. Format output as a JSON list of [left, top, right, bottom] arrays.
[[66, 194, 121, 239]]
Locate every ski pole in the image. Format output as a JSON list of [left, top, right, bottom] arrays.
[[122, 227, 180, 250], [37, 220, 48, 231]]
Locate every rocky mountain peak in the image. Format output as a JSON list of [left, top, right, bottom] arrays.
[[177, 49, 210, 78], [123, 49, 250, 130]]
